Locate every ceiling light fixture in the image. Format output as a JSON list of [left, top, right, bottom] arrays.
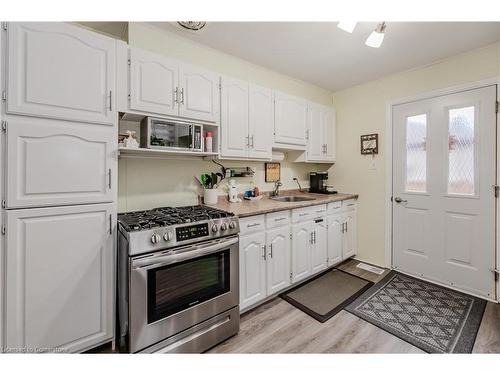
[[337, 21, 357, 33], [177, 21, 207, 31], [365, 22, 386, 48]]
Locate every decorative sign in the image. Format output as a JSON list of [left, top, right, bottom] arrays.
[[265, 162, 281, 182], [361, 133, 379, 154]]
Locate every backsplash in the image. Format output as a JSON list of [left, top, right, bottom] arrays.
[[118, 157, 329, 212]]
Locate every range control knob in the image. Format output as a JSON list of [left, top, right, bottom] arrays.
[[151, 234, 161, 244], [163, 232, 173, 241], [220, 223, 228, 231], [229, 221, 236, 229], [211, 224, 219, 233]]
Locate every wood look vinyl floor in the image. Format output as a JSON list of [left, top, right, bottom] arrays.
[[208, 259, 500, 354]]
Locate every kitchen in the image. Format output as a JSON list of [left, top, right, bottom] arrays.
[[2, 3, 500, 372]]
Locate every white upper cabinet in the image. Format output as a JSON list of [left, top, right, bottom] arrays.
[[274, 91, 308, 148], [179, 64, 220, 122], [7, 22, 116, 125], [127, 48, 220, 123], [129, 48, 179, 116], [306, 103, 336, 163], [220, 78, 273, 160], [221, 77, 249, 158], [5, 116, 115, 208], [248, 84, 273, 159], [5, 204, 115, 353]]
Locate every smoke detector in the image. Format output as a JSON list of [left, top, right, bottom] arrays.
[[177, 21, 207, 31]]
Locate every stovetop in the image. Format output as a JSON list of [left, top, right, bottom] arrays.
[[118, 205, 235, 232]]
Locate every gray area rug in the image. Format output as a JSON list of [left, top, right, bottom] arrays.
[[345, 271, 486, 353], [281, 269, 373, 322]]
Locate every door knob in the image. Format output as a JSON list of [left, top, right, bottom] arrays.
[[394, 197, 408, 204]]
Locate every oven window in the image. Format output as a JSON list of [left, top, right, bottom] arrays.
[[147, 250, 230, 323]]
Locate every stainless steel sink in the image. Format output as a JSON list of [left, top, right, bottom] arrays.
[[271, 195, 317, 202]]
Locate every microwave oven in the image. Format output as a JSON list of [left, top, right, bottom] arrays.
[[140, 117, 203, 152]]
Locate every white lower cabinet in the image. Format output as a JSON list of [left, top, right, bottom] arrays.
[[4, 203, 115, 353], [239, 231, 267, 310], [266, 226, 291, 296], [291, 221, 313, 283], [239, 201, 356, 311]]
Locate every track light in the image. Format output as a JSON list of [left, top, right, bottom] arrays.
[[337, 21, 357, 33], [365, 22, 386, 48]]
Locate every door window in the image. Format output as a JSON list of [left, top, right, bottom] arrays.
[[405, 114, 428, 193]]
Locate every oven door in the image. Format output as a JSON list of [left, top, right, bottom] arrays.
[[129, 235, 239, 353]]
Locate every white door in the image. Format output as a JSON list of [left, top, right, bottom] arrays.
[[392, 85, 496, 299], [129, 47, 179, 117], [248, 84, 273, 159], [307, 104, 324, 161], [323, 108, 336, 161], [291, 221, 312, 283], [5, 116, 115, 208], [327, 214, 343, 266], [311, 219, 328, 274], [342, 210, 357, 259], [239, 232, 267, 310], [266, 226, 291, 295], [7, 22, 115, 125], [178, 64, 220, 122], [220, 77, 249, 158], [5, 204, 115, 353], [274, 91, 307, 146]]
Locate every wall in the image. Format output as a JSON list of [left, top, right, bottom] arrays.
[[330, 42, 500, 267], [118, 23, 334, 212]]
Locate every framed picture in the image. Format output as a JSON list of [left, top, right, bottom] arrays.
[[361, 133, 379, 154], [265, 162, 281, 182]]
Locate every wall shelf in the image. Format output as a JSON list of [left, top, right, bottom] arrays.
[[118, 147, 219, 160]]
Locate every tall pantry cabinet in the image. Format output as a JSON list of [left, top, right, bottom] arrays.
[[0, 22, 118, 353]]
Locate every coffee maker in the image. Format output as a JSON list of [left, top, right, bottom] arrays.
[[309, 172, 337, 194]]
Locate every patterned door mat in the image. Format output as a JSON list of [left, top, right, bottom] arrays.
[[345, 271, 487, 353]]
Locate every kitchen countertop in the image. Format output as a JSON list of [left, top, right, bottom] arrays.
[[208, 190, 358, 218]]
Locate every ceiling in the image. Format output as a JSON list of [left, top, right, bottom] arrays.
[[153, 22, 500, 92]]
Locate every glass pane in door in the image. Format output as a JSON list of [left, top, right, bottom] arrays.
[[448, 106, 475, 195], [405, 114, 427, 193]]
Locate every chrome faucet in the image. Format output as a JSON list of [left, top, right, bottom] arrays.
[[273, 180, 283, 196]]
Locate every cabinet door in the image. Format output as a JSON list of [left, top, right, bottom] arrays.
[[311, 220, 328, 274], [274, 91, 307, 146], [220, 77, 249, 158], [5, 204, 115, 353], [129, 47, 179, 117], [248, 84, 273, 160], [266, 226, 291, 296], [7, 22, 115, 125], [327, 214, 343, 266], [323, 108, 336, 161], [179, 64, 220, 122], [291, 222, 312, 283], [5, 116, 115, 208], [239, 231, 267, 310], [307, 104, 324, 161], [342, 209, 357, 259]]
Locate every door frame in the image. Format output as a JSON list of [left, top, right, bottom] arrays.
[[384, 77, 500, 302]]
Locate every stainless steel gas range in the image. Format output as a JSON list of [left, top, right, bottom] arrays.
[[117, 205, 240, 353]]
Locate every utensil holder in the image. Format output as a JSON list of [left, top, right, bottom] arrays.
[[204, 188, 218, 205]]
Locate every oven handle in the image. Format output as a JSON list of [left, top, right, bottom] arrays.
[[132, 236, 239, 270]]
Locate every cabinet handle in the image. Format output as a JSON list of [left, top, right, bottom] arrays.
[[262, 244, 267, 260], [269, 243, 273, 258], [341, 223, 345, 233], [174, 87, 179, 103], [109, 214, 112, 235], [275, 217, 287, 222], [251, 135, 255, 148], [108, 169, 112, 189], [306, 129, 309, 140], [313, 230, 316, 244], [247, 223, 261, 228], [299, 213, 308, 217], [310, 232, 314, 244], [180, 88, 185, 104], [345, 222, 348, 233], [325, 144, 328, 154], [108, 90, 112, 111]]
